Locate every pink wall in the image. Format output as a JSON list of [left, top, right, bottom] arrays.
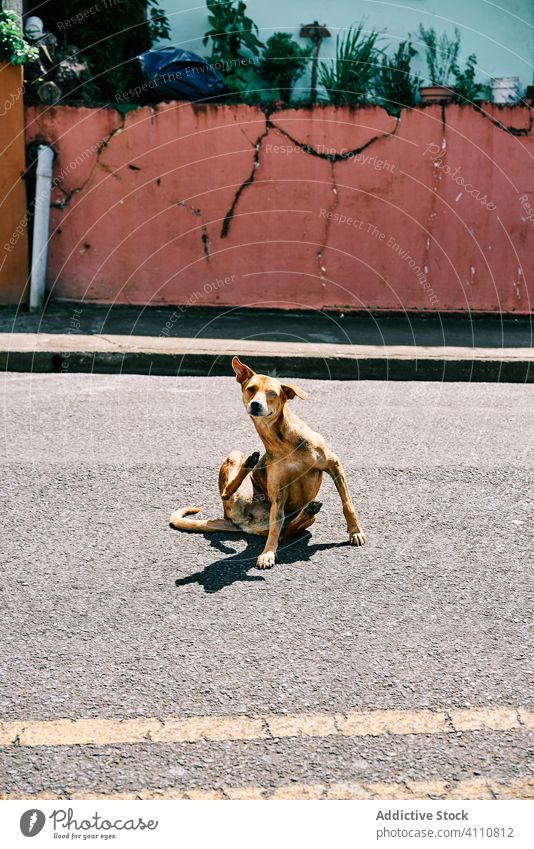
[[25, 102, 534, 313]]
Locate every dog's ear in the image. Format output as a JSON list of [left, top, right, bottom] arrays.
[[232, 356, 255, 384], [281, 382, 308, 401]]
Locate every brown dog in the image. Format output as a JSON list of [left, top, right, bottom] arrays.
[[170, 356, 365, 568]]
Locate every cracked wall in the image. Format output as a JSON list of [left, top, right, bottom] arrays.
[[24, 102, 534, 313]]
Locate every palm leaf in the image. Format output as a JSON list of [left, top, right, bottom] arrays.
[[318, 24, 382, 105]]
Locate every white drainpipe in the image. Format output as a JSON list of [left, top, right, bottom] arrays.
[[29, 144, 54, 312]]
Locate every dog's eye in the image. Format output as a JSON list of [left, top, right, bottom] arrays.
[[266, 390, 277, 399], [246, 386, 255, 393]]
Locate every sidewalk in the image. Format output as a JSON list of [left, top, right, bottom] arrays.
[[0, 305, 532, 381]]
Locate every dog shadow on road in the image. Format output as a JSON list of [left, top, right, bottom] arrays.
[[174, 532, 346, 594]]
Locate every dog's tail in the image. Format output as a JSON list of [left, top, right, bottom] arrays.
[[169, 506, 242, 533]]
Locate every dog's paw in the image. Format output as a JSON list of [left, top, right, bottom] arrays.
[[256, 551, 276, 569], [305, 500, 323, 517], [245, 451, 260, 469], [349, 531, 366, 547]]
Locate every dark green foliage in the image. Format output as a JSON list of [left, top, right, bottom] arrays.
[[418, 25, 461, 86], [0, 10, 38, 65], [202, 0, 264, 101], [203, 0, 263, 63], [318, 24, 381, 105], [454, 53, 489, 103], [375, 40, 419, 114], [259, 32, 311, 103], [57, 0, 170, 101]]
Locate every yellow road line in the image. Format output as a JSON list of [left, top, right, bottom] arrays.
[[1, 777, 533, 801], [0, 707, 531, 748]]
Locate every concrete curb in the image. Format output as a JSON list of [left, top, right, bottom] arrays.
[[0, 334, 532, 382]]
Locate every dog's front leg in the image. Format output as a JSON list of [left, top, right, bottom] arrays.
[[256, 494, 285, 569], [325, 452, 366, 547]]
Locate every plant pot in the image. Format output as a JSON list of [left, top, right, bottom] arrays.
[[491, 76, 520, 104], [419, 85, 455, 104]]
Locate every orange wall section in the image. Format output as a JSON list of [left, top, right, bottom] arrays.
[[1, 62, 29, 305], [24, 101, 534, 313]]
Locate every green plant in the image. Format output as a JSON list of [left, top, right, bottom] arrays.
[[418, 25, 461, 86], [454, 53, 490, 103], [203, 0, 263, 63], [58, 0, 170, 101], [375, 40, 419, 114], [259, 32, 311, 103], [318, 24, 381, 105], [202, 0, 264, 101], [0, 10, 38, 65]]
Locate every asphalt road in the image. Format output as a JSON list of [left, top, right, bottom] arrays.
[[0, 373, 532, 798]]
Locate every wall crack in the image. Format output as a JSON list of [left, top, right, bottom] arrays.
[[220, 122, 270, 238], [472, 103, 533, 136], [269, 115, 400, 163], [220, 113, 400, 239], [176, 200, 210, 259], [51, 112, 128, 210], [317, 160, 339, 279], [421, 105, 446, 288]]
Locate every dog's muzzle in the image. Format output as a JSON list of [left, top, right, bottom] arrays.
[[248, 401, 269, 417]]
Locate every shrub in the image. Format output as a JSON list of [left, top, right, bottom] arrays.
[[259, 32, 311, 103], [0, 10, 38, 65], [418, 25, 461, 86], [454, 53, 490, 103], [203, 0, 264, 101], [375, 40, 419, 114], [318, 24, 381, 105], [57, 0, 170, 101]]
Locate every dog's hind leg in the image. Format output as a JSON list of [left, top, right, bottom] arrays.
[[219, 450, 260, 501], [170, 453, 262, 536], [169, 506, 242, 533], [280, 500, 322, 540]]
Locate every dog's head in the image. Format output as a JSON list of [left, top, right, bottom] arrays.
[[231, 356, 307, 419]]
